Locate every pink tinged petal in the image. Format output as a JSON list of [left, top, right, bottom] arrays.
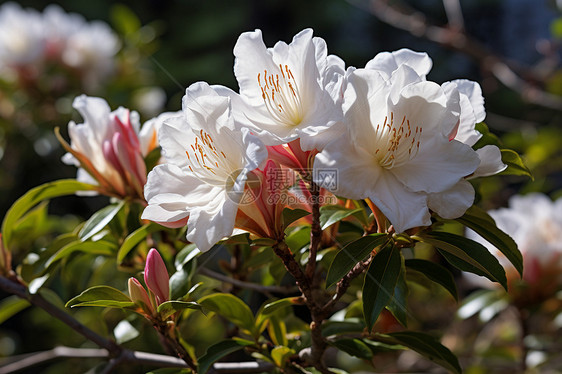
[[452, 79, 485, 123], [365, 48, 433, 78], [113, 109, 141, 151], [392, 138, 480, 193], [128, 277, 154, 314], [72, 95, 112, 143], [368, 172, 432, 233], [144, 248, 170, 305], [442, 81, 481, 145], [428, 179, 475, 219], [112, 132, 147, 194], [472, 145, 507, 178]]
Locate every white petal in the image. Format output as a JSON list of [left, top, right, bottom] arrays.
[[452, 79, 485, 123], [139, 111, 181, 156], [472, 145, 507, 177], [72, 95, 111, 143], [428, 179, 475, 219], [186, 194, 238, 252], [392, 138, 480, 193], [365, 48, 432, 78], [368, 172, 431, 233], [313, 137, 381, 200], [158, 116, 197, 168]]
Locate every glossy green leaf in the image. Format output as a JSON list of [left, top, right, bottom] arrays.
[[66, 285, 133, 309], [386, 257, 409, 327], [174, 244, 200, 269], [199, 293, 255, 334], [157, 301, 202, 319], [0, 295, 30, 325], [326, 233, 389, 288], [261, 297, 303, 316], [268, 316, 288, 347], [374, 331, 461, 374], [457, 289, 501, 319], [418, 231, 507, 290], [362, 243, 401, 331], [457, 205, 523, 276], [322, 319, 365, 337], [79, 201, 124, 241], [499, 149, 533, 179], [329, 339, 373, 359], [46, 240, 117, 268], [2, 179, 98, 249], [281, 208, 310, 230], [271, 346, 295, 368], [405, 259, 458, 301], [319, 205, 363, 230], [117, 223, 161, 263], [473, 122, 501, 149], [197, 339, 254, 374]]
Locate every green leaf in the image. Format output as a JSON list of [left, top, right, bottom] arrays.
[[66, 286, 134, 309], [456, 205, 523, 276], [114, 320, 140, 344], [326, 234, 389, 288], [281, 208, 310, 230], [197, 339, 254, 374], [329, 339, 373, 360], [199, 293, 256, 335], [473, 122, 501, 149], [47, 240, 117, 268], [457, 289, 500, 319], [271, 346, 295, 368], [322, 319, 365, 337], [0, 295, 30, 325], [117, 223, 161, 263], [2, 179, 98, 249], [285, 226, 311, 253], [418, 231, 507, 290], [405, 259, 458, 301], [268, 316, 288, 347], [386, 257, 409, 327], [174, 244, 200, 269], [261, 297, 303, 316], [79, 201, 124, 241], [110, 4, 141, 36], [499, 149, 533, 179], [157, 301, 202, 319], [319, 205, 363, 230], [362, 244, 401, 331], [374, 331, 461, 374], [144, 146, 162, 173]]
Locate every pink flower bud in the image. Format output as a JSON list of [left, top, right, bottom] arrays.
[[144, 248, 169, 305], [127, 277, 154, 314]]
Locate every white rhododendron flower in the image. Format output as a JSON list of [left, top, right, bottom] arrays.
[[0, 3, 119, 86], [315, 65, 480, 233], [139, 110, 181, 157], [362, 48, 506, 219], [466, 194, 562, 292], [0, 3, 45, 67], [217, 28, 344, 151], [61, 95, 155, 199], [142, 82, 268, 252]]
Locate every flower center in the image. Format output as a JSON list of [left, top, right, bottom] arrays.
[[373, 112, 422, 169], [185, 129, 231, 181], [258, 64, 304, 126]]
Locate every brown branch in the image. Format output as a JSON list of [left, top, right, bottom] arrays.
[[322, 257, 372, 314], [352, 0, 562, 112], [306, 182, 322, 279], [0, 276, 121, 356], [198, 267, 299, 295]]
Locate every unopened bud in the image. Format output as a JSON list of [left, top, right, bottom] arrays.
[[144, 248, 170, 305]]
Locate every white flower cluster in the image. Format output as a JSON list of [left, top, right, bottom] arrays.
[[0, 3, 119, 89], [65, 29, 506, 252]]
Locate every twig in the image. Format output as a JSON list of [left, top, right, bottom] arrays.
[[442, 0, 464, 31], [198, 267, 299, 295], [0, 276, 121, 356], [351, 0, 562, 112], [322, 257, 372, 313], [306, 182, 322, 280]]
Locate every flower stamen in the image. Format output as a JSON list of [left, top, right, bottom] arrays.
[[258, 64, 304, 126], [373, 111, 422, 169]]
